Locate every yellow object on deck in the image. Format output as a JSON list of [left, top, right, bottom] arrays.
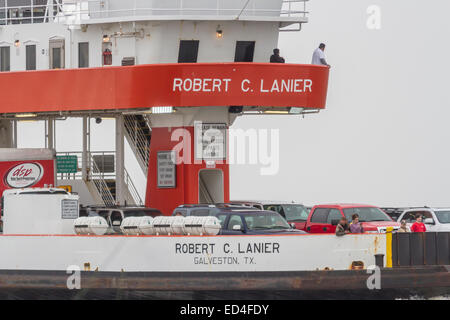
[[386, 227, 393, 268]]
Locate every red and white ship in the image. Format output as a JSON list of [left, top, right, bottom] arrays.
[[0, 1, 447, 296]]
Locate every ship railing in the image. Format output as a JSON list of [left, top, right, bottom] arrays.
[[0, 0, 308, 25], [56, 151, 143, 206], [124, 167, 144, 206], [123, 115, 150, 176]]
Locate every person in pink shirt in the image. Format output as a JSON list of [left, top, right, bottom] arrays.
[[410, 214, 427, 232]]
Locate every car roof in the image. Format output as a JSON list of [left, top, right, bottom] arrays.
[[313, 204, 379, 209], [95, 207, 160, 211], [230, 200, 304, 205], [216, 210, 279, 215], [403, 207, 450, 212]]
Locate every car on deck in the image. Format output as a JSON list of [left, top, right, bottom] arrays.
[[213, 210, 307, 235], [397, 207, 450, 232], [172, 203, 260, 217], [304, 204, 400, 234], [229, 201, 310, 230]]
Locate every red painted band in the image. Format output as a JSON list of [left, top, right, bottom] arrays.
[[0, 63, 329, 114]]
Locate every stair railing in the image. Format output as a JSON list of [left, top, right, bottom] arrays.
[[123, 115, 151, 173]]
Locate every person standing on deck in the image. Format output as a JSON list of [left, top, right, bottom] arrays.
[[312, 43, 331, 67], [335, 217, 350, 236], [397, 220, 410, 233], [350, 214, 364, 233], [270, 48, 285, 63], [411, 214, 427, 232]]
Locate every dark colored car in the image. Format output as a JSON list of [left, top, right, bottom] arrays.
[[214, 210, 307, 235], [229, 201, 310, 230], [172, 204, 259, 217]]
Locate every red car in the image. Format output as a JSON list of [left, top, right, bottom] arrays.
[[304, 204, 400, 234]]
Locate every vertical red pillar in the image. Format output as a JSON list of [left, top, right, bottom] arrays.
[[145, 126, 230, 215]]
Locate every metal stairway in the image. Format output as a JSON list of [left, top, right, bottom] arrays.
[[123, 115, 151, 175]]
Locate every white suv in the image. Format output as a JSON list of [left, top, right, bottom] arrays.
[[397, 208, 450, 232]]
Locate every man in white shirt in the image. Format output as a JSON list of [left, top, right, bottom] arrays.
[[312, 43, 330, 67]]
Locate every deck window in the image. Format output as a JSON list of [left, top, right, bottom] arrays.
[[178, 40, 199, 63], [234, 41, 255, 62], [0, 46, 10, 71], [26, 45, 36, 70], [78, 42, 89, 68]]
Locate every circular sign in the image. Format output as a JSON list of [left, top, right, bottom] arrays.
[[4, 163, 44, 188]]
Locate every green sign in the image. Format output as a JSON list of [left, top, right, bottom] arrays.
[[57, 155, 78, 174]]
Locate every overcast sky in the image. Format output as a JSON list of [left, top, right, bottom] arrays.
[[18, 0, 450, 207]]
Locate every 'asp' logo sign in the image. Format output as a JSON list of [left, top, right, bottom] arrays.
[[4, 163, 44, 188]]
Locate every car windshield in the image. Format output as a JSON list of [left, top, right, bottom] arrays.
[[343, 207, 392, 222], [244, 212, 291, 230], [281, 205, 309, 222], [435, 211, 450, 224]]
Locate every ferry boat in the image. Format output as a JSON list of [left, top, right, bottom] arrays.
[[0, 0, 448, 297]]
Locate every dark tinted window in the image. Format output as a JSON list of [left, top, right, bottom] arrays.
[[122, 210, 159, 217], [78, 42, 89, 68], [26, 45, 36, 70], [110, 211, 123, 224], [234, 41, 255, 62], [327, 209, 343, 224], [52, 47, 61, 69], [190, 209, 210, 216], [178, 40, 199, 63], [0, 46, 10, 71], [310, 208, 330, 223]]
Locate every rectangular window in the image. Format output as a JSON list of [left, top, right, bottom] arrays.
[[78, 42, 89, 68], [234, 41, 255, 62], [52, 47, 61, 69], [26, 45, 36, 70], [49, 39, 65, 69], [0, 46, 10, 71], [310, 208, 330, 223], [178, 40, 199, 63]]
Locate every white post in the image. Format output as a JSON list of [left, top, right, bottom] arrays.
[[115, 115, 125, 205], [13, 120, 17, 148], [45, 117, 55, 149], [82, 116, 89, 181], [5, 0, 8, 25]]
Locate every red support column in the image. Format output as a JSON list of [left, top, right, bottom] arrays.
[[145, 126, 230, 215]]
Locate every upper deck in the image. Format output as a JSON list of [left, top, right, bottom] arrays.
[[0, 0, 308, 26]]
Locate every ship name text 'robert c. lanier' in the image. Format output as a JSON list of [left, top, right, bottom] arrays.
[[173, 78, 313, 93]]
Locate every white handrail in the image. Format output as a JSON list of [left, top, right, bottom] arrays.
[[0, 0, 308, 25]]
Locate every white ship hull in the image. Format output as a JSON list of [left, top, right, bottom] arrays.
[[0, 234, 386, 272]]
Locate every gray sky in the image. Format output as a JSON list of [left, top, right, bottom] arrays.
[[18, 0, 450, 207]]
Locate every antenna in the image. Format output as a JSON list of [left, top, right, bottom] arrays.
[[236, 0, 251, 20]]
